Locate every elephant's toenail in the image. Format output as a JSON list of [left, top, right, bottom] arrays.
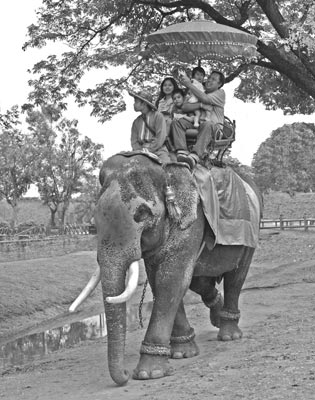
[[218, 334, 232, 341], [232, 332, 242, 340], [138, 370, 150, 379], [172, 351, 183, 359], [151, 370, 164, 379]]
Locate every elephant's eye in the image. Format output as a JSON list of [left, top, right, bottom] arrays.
[[134, 203, 153, 223]]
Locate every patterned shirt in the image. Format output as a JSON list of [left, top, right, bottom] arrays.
[[157, 97, 174, 116]]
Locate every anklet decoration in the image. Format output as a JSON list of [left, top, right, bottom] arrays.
[[219, 309, 240, 321], [170, 327, 195, 344], [140, 341, 171, 357], [204, 291, 223, 308]]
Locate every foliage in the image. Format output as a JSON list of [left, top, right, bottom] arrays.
[[27, 107, 104, 226], [252, 122, 315, 193], [0, 105, 20, 131], [73, 176, 101, 224], [22, 0, 315, 122], [225, 154, 253, 177], [262, 190, 315, 219], [0, 107, 36, 226]]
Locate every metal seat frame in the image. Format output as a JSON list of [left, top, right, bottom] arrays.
[[185, 116, 236, 165]]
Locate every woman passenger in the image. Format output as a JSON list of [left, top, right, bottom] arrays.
[[155, 77, 179, 137]]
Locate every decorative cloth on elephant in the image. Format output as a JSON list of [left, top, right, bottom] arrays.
[[193, 164, 260, 248], [118, 150, 163, 165]]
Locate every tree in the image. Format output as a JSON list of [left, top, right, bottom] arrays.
[[23, 0, 315, 122], [27, 109, 104, 226], [252, 122, 315, 193], [0, 107, 35, 226], [73, 175, 101, 224], [225, 154, 254, 177]]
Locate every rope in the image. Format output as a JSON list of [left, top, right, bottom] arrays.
[[138, 279, 148, 328]]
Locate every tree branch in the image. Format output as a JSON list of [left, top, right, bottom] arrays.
[[62, 1, 137, 74], [225, 63, 250, 82], [255, 0, 289, 38], [257, 40, 315, 97], [137, 0, 250, 30], [255, 0, 315, 79]]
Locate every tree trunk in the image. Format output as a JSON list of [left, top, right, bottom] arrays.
[[9, 203, 18, 228], [60, 200, 69, 225], [50, 208, 57, 227]]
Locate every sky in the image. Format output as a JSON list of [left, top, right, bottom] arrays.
[[1, 1, 314, 189]]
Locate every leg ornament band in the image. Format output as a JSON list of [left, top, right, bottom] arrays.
[[219, 309, 240, 321], [140, 342, 171, 357], [204, 291, 223, 308], [170, 328, 196, 344]]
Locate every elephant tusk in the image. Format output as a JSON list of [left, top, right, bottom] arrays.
[[69, 266, 101, 312], [106, 260, 140, 304]]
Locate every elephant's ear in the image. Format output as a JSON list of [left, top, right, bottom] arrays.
[[164, 165, 199, 230]]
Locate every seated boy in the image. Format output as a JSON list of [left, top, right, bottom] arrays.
[[172, 89, 194, 123]]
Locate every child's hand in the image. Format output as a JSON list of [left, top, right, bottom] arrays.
[[201, 104, 213, 112]]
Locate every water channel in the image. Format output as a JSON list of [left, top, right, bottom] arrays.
[[0, 313, 107, 371]]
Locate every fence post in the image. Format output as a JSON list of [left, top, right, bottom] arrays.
[[279, 214, 284, 230], [304, 213, 308, 231]]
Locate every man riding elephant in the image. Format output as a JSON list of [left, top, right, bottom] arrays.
[[172, 70, 226, 170]]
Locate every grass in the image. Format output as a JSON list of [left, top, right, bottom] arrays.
[[262, 191, 315, 219], [0, 251, 102, 337]]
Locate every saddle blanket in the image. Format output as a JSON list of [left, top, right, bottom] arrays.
[[193, 164, 261, 249]]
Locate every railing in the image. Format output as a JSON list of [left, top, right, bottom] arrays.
[[62, 224, 91, 235], [0, 224, 97, 241], [260, 214, 315, 231]]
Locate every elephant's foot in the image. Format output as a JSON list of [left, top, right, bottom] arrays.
[[204, 292, 223, 328], [133, 354, 174, 380], [133, 342, 174, 380], [170, 327, 199, 359], [217, 309, 242, 341], [171, 339, 199, 359]]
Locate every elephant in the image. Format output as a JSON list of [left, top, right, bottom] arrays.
[[69, 152, 262, 386]]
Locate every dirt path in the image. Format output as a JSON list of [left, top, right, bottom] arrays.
[[1, 259, 315, 400]]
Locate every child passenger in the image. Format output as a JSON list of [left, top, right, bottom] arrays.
[[172, 89, 194, 123], [186, 66, 210, 128]]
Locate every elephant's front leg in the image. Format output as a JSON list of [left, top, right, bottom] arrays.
[[218, 247, 255, 341], [133, 248, 197, 380]]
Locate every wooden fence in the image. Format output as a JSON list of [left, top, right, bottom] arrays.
[[260, 214, 315, 231], [0, 224, 96, 241]]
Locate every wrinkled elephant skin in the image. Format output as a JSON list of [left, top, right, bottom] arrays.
[[94, 154, 261, 385]]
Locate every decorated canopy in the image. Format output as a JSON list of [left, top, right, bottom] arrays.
[[147, 20, 258, 63]]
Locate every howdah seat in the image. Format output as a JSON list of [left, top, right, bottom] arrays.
[[186, 116, 236, 163]]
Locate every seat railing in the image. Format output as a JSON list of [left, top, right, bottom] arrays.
[[185, 116, 236, 163]]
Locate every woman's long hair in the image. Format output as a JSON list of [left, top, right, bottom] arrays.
[[155, 77, 179, 108]]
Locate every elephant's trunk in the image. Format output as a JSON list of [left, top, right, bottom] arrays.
[[106, 302, 130, 385], [102, 258, 137, 386]]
